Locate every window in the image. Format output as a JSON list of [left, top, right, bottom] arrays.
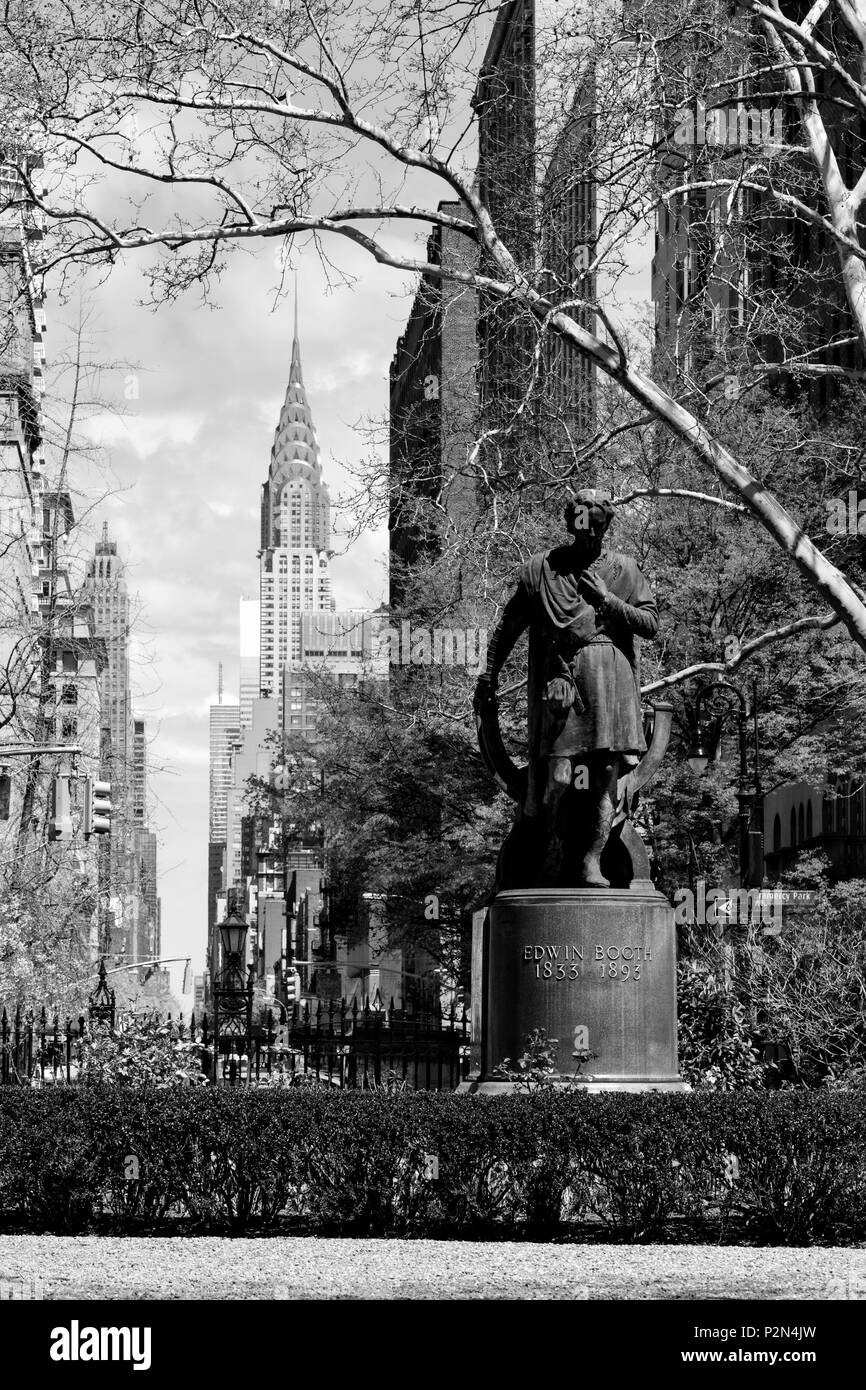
[[0, 774, 10, 821], [61, 717, 78, 740], [61, 683, 77, 705], [798, 803, 805, 843], [806, 802, 813, 838], [62, 651, 78, 673], [790, 807, 797, 846]]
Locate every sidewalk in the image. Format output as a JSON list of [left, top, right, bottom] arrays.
[[0, 1236, 864, 1300]]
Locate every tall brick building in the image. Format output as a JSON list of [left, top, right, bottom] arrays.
[[651, 10, 865, 398], [472, 0, 602, 474], [388, 199, 479, 602]]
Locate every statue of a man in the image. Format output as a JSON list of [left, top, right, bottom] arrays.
[[474, 490, 658, 887]]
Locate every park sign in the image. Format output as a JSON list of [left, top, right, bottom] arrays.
[[753, 889, 819, 936], [671, 882, 818, 932], [752, 890, 819, 908]]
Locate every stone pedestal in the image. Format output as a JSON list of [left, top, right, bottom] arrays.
[[463, 887, 686, 1092]]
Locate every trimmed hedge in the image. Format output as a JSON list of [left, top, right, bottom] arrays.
[[1, 1088, 865, 1243]]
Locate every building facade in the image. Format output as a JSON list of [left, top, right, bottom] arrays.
[[238, 595, 260, 728], [132, 718, 147, 823], [763, 775, 866, 881], [81, 525, 160, 965], [207, 699, 241, 952], [208, 702, 241, 844], [83, 525, 133, 787], [0, 148, 111, 975], [0, 141, 48, 857], [223, 696, 280, 903], [282, 609, 387, 733], [388, 200, 480, 602]]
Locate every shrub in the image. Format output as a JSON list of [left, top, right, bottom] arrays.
[[0, 1087, 864, 1243], [579, 1093, 710, 1238], [677, 961, 765, 1090], [718, 1091, 866, 1244], [76, 1010, 206, 1087], [0, 1090, 101, 1231]]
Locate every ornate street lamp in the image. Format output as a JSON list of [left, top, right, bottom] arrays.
[[686, 677, 764, 888], [213, 910, 254, 1085], [219, 912, 249, 965]]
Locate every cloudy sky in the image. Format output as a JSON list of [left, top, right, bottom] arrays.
[[54, 234, 420, 996]]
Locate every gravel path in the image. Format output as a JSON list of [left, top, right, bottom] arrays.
[[0, 1237, 864, 1300]]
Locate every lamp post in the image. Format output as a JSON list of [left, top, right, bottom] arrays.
[[213, 910, 254, 1085], [270, 762, 296, 1010], [87, 958, 116, 1028], [686, 677, 764, 888]]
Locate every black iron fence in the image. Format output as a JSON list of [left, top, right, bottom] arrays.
[[276, 996, 470, 1091], [0, 994, 470, 1091], [0, 1006, 208, 1087]]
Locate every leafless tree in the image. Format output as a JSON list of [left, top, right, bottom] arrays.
[[1, 0, 865, 668]]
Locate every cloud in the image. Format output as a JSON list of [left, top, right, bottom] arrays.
[[84, 411, 206, 459]]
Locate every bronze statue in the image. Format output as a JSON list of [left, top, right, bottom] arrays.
[[474, 489, 659, 889]]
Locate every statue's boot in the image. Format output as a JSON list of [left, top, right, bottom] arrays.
[[580, 855, 610, 888], [540, 757, 571, 886], [579, 798, 614, 887]]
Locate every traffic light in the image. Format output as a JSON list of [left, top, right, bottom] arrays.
[[83, 777, 112, 836], [285, 969, 301, 1007], [48, 776, 73, 840]]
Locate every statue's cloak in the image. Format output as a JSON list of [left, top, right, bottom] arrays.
[[518, 546, 659, 759]]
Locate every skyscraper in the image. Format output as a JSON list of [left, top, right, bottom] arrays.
[[132, 717, 147, 823], [209, 702, 241, 844], [84, 524, 133, 785], [130, 824, 160, 961], [472, 0, 655, 471], [238, 595, 260, 728], [258, 311, 334, 707], [82, 525, 160, 962], [207, 700, 241, 952], [128, 716, 160, 963], [389, 200, 479, 606]]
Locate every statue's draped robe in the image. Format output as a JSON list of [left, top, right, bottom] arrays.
[[514, 547, 659, 760]]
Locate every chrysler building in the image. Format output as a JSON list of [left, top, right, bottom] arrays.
[[259, 311, 334, 707]]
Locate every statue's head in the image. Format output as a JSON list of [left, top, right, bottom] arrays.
[[565, 489, 614, 550]]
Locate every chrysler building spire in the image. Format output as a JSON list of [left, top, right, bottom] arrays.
[[259, 303, 333, 703], [270, 304, 321, 486]]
